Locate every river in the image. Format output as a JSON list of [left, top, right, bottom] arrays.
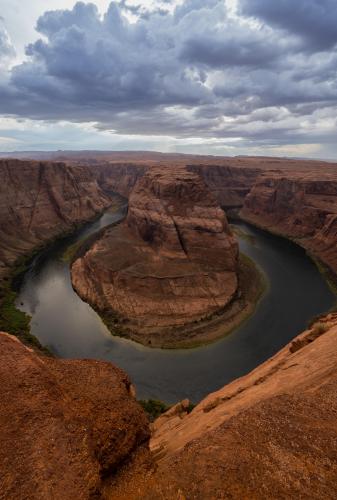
[[17, 205, 336, 403]]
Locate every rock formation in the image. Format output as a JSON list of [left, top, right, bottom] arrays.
[[0, 159, 111, 280], [188, 164, 260, 207], [241, 174, 337, 275], [94, 163, 148, 197], [71, 167, 239, 346], [0, 332, 150, 499], [132, 314, 337, 499]]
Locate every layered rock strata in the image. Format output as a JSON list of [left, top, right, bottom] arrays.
[[0, 159, 111, 280], [188, 164, 260, 207], [71, 167, 239, 346], [241, 175, 337, 275]]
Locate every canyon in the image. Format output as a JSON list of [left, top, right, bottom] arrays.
[[83, 154, 337, 281], [71, 167, 251, 347], [1, 152, 337, 498]]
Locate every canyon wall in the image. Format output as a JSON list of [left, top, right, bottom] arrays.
[[77, 154, 337, 210], [188, 164, 260, 207], [71, 167, 239, 346], [0, 159, 111, 280], [94, 163, 148, 197], [87, 162, 261, 208], [241, 174, 337, 275]]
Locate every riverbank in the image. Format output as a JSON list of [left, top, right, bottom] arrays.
[[240, 212, 337, 305], [88, 251, 266, 349], [0, 195, 124, 353]]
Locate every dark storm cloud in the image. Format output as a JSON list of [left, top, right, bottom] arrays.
[[0, 0, 337, 153], [239, 0, 337, 51], [180, 32, 281, 69]]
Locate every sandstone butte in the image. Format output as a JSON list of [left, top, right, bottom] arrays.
[[0, 159, 111, 281], [1, 313, 337, 498], [71, 166, 241, 347]]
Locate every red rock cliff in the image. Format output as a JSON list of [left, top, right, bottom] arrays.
[[0, 159, 111, 280], [71, 167, 239, 346], [241, 174, 337, 274]]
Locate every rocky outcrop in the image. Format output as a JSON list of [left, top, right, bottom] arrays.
[[0, 159, 111, 280], [0, 332, 150, 499], [123, 314, 337, 499], [71, 167, 239, 346], [241, 175, 337, 275]]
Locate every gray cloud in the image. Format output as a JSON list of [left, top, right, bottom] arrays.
[[0, 20, 15, 62], [0, 0, 337, 156], [239, 0, 337, 51]]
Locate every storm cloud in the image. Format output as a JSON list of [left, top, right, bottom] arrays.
[[240, 0, 337, 51], [0, 0, 337, 156]]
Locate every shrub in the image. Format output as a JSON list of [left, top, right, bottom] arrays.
[[139, 399, 170, 421]]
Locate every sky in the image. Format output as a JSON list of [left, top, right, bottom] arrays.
[[0, 0, 337, 158]]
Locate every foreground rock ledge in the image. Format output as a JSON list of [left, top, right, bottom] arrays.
[[71, 167, 240, 346], [2, 314, 337, 498], [0, 332, 150, 499], [139, 314, 337, 499]]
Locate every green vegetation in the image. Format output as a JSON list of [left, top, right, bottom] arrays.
[[231, 225, 256, 245], [312, 256, 337, 298], [139, 399, 170, 421], [0, 285, 30, 336], [0, 251, 53, 355], [186, 402, 196, 413], [61, 238, 86, 263], [311, 321, 328, 336], [0, 201, 126, 353], [95, 307, 125, 338], [0, 279, 51, 354], [139, 399, 195, 421]]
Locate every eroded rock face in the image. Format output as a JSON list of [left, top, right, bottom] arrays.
[[0, 332, 150, 499], [0, 159, 111, 280], [95, 163, 148, 197], [71, 167, 239, 345], [241, 175, 337, 274], [121, 314, 337, 499], [188, 164, 260, 207]]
